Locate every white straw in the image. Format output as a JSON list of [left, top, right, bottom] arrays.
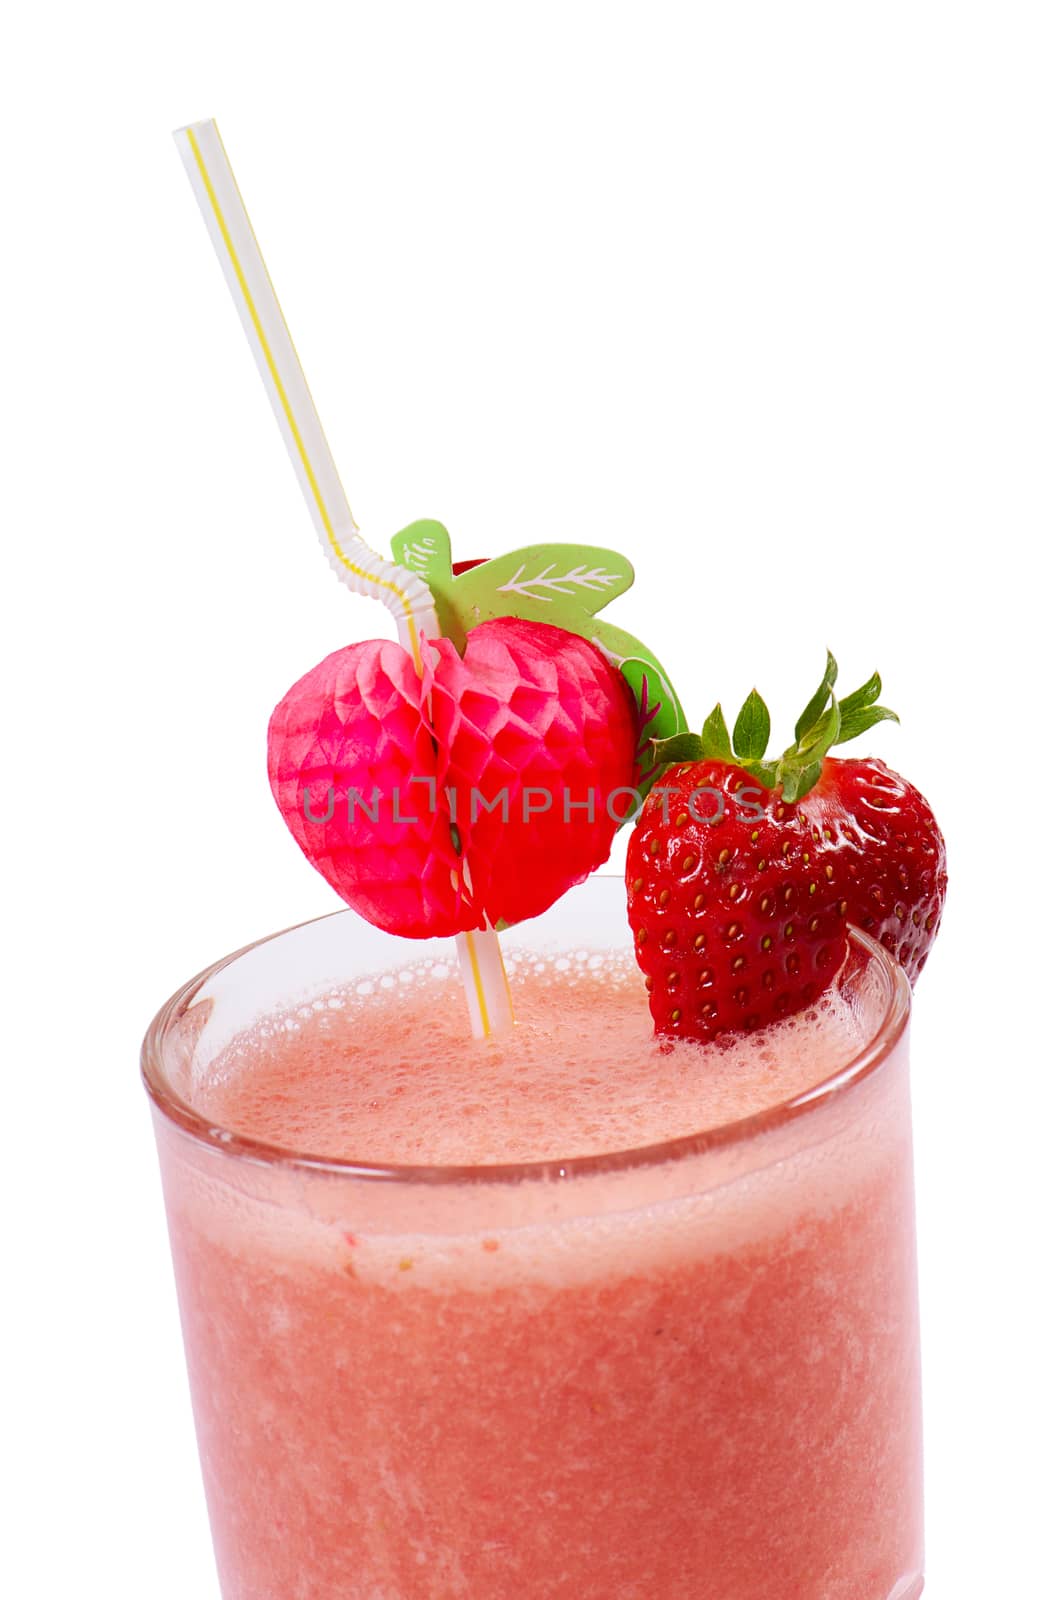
[[174, 117, 514, 1038]]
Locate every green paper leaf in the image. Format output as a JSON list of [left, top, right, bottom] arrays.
[[795, 651, 838, 743], [385, 522, 686, 814], [590, 619, 688, 802], [589, 626, 687, 742], [732, 689, 771, 761], [445, 543, 634, 633], [390, 520, 453, 589], [700, 704, 734, 761]]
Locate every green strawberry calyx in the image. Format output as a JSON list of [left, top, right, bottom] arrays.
[[649, 652, 899, 804]]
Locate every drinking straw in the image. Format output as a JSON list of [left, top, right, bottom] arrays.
[[174, 118, 514, 1039]]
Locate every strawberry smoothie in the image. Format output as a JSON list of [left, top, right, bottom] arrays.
[[144, 880, 923, 1600]]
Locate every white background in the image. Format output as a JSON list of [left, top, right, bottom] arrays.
[[3, 4, 1058, 1596]]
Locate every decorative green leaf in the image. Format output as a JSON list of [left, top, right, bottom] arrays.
[[385, 520, 687, 817], [795, 651, 838, 742], [390, 520, 453, 589], [732, 689, 771, 761], [446, 543, 635, 634], [587, 624, 684, 730], [591, 620, 688, 802], [700, 704, 734, 761], [834, 704, 900, 744]]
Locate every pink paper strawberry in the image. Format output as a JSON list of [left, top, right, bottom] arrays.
[[268, 636, 461, 936], [269, 617, 639, 937], [269, 522, 685, 938]]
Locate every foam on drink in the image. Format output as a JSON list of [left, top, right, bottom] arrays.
[[197, 948, 867, 1167]]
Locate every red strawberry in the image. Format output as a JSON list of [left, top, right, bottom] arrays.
[[626, 656, 946, 1042], [269, 617, 637, 938]]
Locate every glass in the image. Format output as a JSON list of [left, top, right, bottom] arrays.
[[142, 876, 924, 1600]]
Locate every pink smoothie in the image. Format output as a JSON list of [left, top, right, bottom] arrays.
[[152, 941, 923, 1600]]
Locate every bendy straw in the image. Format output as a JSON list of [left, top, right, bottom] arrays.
[[174, 117, 514, 1039]]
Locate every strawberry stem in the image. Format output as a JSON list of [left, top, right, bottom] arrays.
[[650, 653, 899, 802]]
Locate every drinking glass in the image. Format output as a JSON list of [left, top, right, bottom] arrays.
[[143, 876, 923, 1599]]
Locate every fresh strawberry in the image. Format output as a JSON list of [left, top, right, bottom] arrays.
[[626, 655, 946, 1042], [269, 617, 637, 938]]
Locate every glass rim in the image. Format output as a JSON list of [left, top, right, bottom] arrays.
[[141, 902, 911, 1187]]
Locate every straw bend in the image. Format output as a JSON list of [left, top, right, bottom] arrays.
[[174, 116, 514, 1040], [173, 119, 439, 661]]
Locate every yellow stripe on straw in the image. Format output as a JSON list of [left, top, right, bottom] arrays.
[[181, 124, 425, 672], [457, 928, 514, 1042], [465, 934, 488, 1029], [174, 117, 513, 1039]]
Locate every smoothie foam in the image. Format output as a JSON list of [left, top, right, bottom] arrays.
[[197, 948, 867, 1165], [177, 949, 901, 1295]]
